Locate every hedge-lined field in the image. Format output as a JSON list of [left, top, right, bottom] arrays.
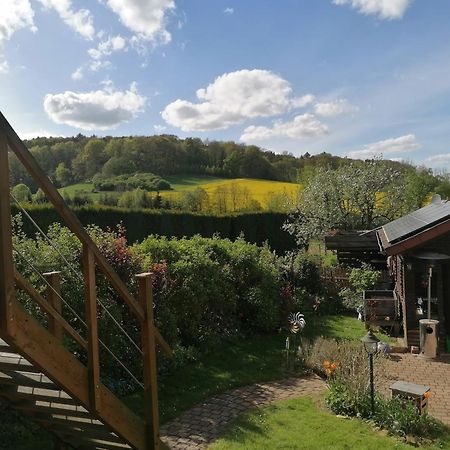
[[12, 204, 297, 253], [59, 176, 301, 211]]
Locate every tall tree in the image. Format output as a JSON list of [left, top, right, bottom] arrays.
[[284, 160, 407, 248]]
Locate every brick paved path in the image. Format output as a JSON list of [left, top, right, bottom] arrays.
[[160, 375, 326, 450], [383, 353, 450, 425]]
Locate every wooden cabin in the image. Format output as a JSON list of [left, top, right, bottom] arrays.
[[325, 196, 450, 349], [376, 196, 450, 348]]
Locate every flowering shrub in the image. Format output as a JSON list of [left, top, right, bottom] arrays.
[[305, 337, 444, 441], [304, 338, 384, 417]]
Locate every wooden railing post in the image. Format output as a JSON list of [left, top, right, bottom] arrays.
[[43, 271, 63, 342], [0, 131, 15, 336], [137, 273, 160, 450], [82, 245, 101, 411]]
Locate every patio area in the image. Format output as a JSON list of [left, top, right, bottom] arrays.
[[383, 352, 450, 425]]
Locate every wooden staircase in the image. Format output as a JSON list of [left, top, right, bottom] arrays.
[[0, 111, 172, 449], [0, 339, 131, 449]]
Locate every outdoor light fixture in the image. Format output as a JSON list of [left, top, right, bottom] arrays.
[[361, 330, 380, 415]]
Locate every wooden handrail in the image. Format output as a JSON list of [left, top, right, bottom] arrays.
[[43, 271, 63, 342], [0, 111, 171, 357], [14, 270, 87, 349], [83, 246, 101, 411], [137, 273, 160, 449], [0, 131, 14, 334]]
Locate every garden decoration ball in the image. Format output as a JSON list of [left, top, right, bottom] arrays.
[[288, 312, 306, 334]]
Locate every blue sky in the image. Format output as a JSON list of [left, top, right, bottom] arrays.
[[2, 0, 450, 169]]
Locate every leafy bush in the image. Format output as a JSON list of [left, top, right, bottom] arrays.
[[93, 172, 171, 192], [134, 235, 283, 349], [339, 263, 381, 310], [375, 396, 444, 439], [12, 217, 285, 392], [12, 217, 143, 394], [62, 191, 94, 206], [305, 337, 384, 417], [11, 183, 32, 203], [280, 252, 342, 315]]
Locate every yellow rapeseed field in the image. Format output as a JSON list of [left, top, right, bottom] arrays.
[[161, 178, 301, 211]]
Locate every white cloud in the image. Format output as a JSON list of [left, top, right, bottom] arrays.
[[19, 129, 62, 139], [162, 69, 314, 131], [425, 154, 450, 166], [291, 94, 316, 108], [44, 82, 146, 130], [0, 0, 37, 72], [106, 0, 175, 43], [314, 99, 359, 117], [88, 35, 127, 60], [71, 67, 83, 80], [0, 61, 9, 73], [332, 0, 412, 20], [347, 134, 420, 159], [240, 114, 329, 142], [224, 7, 234, 14], [71, 35, 126, 81], [153, 124, 167, 133], [37, 0, 95, 39], [89, 59, 111, 72]]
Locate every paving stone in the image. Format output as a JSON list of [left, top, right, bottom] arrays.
[[160, 375, 326, 449]]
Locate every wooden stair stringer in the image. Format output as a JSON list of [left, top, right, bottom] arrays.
[[2, 300, 147, 450]]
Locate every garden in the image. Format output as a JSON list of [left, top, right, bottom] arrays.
[[6, 213, 450, 450]]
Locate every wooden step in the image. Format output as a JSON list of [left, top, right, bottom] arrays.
[[16, 400, 90, 419], [0, 369, 57, 390], [0, 338, 14, 353], [1, 384, 78, 405], [47, 423, 130, 448], [0, 353, 38, 372]]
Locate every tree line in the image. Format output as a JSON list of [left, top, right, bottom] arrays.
[[10, 134, 344, 190]]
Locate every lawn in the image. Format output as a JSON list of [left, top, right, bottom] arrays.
[[210, 396, 450, 450], [163, 175, 228, 190], [14, 314, 394, 449], [126, 315, 393, 424], [59, 182, 104, 201]]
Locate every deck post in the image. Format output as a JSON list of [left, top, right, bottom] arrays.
[[43, 271, 63, 342], [137, 273, 160, 450], [0, 131, 15, 337], [83, 245, 101, 411]]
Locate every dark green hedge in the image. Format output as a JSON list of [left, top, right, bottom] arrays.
[[12, 204, 296, 253]]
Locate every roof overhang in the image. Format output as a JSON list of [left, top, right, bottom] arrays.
[[379, 217, 450, 256]]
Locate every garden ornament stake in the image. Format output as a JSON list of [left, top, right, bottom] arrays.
[[361, 330, 380, 416], [286, 312, 306, 370]]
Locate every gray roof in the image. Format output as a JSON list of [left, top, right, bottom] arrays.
[[382, 198, 450, 245]]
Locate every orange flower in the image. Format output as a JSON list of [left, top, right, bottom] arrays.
[[330, 363, 338, 371], [323, 360, 331, 369], [424, 391, 431, 399]]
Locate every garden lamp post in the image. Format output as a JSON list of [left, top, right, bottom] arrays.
[[362, 330, 380, 416]]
